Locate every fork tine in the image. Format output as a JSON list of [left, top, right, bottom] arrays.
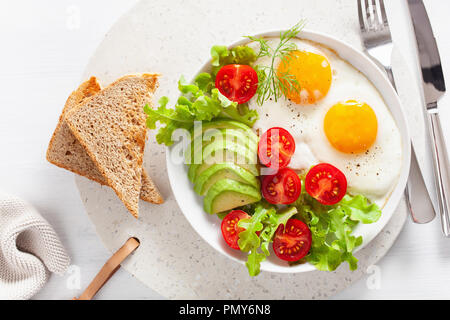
[[378, 0, 389, 26], [372, 0, 381, 25], [364, 0, 372, 27], [358, 0, 393, 51], [357, 0, 366, 31]]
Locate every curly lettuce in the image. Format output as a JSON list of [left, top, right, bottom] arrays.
[[234, 186, 381, 276], [210, 45, 258, 76], [237, 202, 297, 276], [294, 189, 381, 272]]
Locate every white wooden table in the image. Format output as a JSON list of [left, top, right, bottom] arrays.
[[1, 0, 449, 299]]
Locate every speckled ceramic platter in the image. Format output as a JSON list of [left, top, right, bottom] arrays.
[[77, 0, 410, 299]]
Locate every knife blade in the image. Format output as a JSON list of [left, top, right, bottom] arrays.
[[408, 0, 450, 236], [408, 0, 446, 103], [406, 149, 436, 223]]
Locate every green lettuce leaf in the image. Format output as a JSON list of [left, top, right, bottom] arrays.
[[246, 249, 267, 277], [210, 45, 258, 76], [237, 203, 297, 276], [144, 97, 194, 146], [218, 102, 259, 128], [238, 205, 272, 253], [340, 194, 382, 224], [259, 207, 297, 256], [294, 182, 381, 272], [211, 45, 229, 68], [194, 72, 214, 93]]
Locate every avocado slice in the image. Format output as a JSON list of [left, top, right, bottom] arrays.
[[188, 163, 200, 182], [190, 119, 258, 144], [202, 140, 257, 166], [188, 140, 259, 182], [194, 162, 260, 196], [203, 179, 261, 214], [186, 128, 257, 164], [189, 158, 259, 182]]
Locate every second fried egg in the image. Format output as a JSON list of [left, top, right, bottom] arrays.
[[249, 38, 402, 206]]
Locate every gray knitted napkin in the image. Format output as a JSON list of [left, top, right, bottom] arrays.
[[0, 192, 70, 299]]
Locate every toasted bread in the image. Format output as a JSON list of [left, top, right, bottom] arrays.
[[65, 74, 160, 218], [48, 76, 163, 215]]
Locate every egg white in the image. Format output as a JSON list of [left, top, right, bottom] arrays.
[[249, 38, 402, 206]]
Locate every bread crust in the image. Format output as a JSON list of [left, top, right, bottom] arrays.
[[64, 74, 161, 217], [47, 76, 163, 210]]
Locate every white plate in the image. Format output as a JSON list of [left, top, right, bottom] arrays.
[[166, 29, 411, 273]]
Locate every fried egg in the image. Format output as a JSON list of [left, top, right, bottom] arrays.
[[249, 38, 402, 206]]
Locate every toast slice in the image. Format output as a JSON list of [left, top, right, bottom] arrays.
[[65, 74, 160, 218], [47, 77, 163, 205]]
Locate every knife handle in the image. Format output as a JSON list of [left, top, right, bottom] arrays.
[[427, 110, 450, 236]]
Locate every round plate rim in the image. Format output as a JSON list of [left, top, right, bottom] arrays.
[[165, 28, 411, 274]]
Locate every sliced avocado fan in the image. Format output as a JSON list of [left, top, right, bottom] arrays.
[[203, 179, 261, 214]]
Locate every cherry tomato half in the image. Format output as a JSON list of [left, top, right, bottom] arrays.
[[258, 127, 295, 170], [261, 168, 302, 205], [273, 219, 312, 262], [215, 64, 258, 104], [305, 163, 347, 205], [221, 210, 251, 250]]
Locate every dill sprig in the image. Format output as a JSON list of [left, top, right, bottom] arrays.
[[247, 20, 306, 105]]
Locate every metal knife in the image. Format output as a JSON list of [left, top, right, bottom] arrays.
[[357, 0, 435, 224], [408, 0, 450, 236]]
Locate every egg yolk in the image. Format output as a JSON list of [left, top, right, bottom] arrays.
[[277, 50, 332, 104], [324, 100, 378, 154]]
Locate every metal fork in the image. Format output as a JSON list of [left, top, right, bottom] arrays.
[[358, 0, 396, 86], [357, 0, 436, 223]]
